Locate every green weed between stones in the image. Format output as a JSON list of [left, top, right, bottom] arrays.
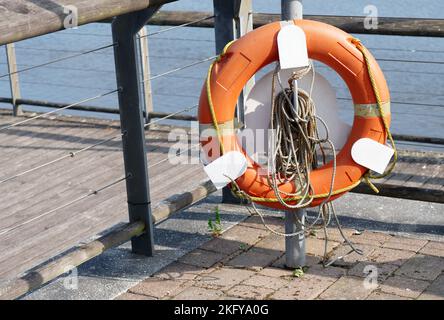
[[208, 206, 223, 237]]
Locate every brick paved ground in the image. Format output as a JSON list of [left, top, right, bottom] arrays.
[[117, 213, 444, 300]]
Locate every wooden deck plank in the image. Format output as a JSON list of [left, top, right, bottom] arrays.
[[0, 193, 128, 278]]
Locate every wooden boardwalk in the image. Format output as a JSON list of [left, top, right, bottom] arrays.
[[0, 109, 442, 281]]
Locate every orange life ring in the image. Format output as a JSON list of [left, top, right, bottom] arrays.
[[198, 19, 390, 209]]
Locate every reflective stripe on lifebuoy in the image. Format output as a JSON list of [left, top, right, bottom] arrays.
[[198, 19, 391, 209]]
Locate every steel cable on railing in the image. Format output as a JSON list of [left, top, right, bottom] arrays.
[[377, 58, 444, 64], [0, 141, 202, 237], [315, 64, 444, 76], [0, 78, 114, 91], [0, 89, 119, 132], [0, 43, 117, 79], [0, 104, 198, 185], [138, 15, 215, 39], [396, 140, 444, 149], [144, 56, 217, 83], [333, 86, 444, 98], [147, 142, 201, 168], [144, 104, 197, 127], [337, 97, 444, 110], [0, 175, 128, 237], [0, 134, 123, 184], [367, 47, 444, 54]]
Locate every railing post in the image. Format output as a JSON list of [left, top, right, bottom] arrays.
[[111, 7, 160, 256], [281, 0, 303, 20], [137, 26, 154, 124], [5, 43, 22, 116], [213, 0, 254, 204]]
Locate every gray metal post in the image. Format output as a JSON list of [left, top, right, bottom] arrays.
[[213, 0, 254, 204], [282, 0, 306, 268], [214, 0, 253, 126], [5, 43, 22, 116], [111, 7, 160, 256], [281, 0, 303, 20], [285, 211, 306, 268]]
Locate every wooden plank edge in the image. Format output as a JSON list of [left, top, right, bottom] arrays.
[[351, 183, 444, 204], [137, 11, 444, 37]]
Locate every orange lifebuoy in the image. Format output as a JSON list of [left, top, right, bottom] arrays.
[[198, 19, 391, 209]]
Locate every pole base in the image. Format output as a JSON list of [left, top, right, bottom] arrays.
[[284, 210, 306, 268]]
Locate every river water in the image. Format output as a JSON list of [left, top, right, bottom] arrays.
[[0, 0, 443, 150]]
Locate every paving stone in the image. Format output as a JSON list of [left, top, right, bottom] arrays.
[[200, 236, 246, 255], [195, 267, 256, 290], [318, 276, 374, 300], [348, 262, 399, 282], [419, 241, 444, 258], [238, 215, 285, 231], [306, 237, 341, 257], [368, 247, 415, 266], [259, 266, 294, 279], [271, 254, 320, 270], [329, 244, 377, 268], [271, 275, 335, 300], [306, 264, 347, 281], [380, 275, 430, 299], [255, 233, 285, 252], [348, 231, 392, 246], [242, 274, 290, 290], [395, 254, 444, 281], [263, 255, 341, 282], [218, 296, 244, 300], [382, 236, 428, 252], [418, 274, 444, 300], [129, 278, 190, 299], [115, 292, 157, 300], [313, 227, 355, 244], [172, 286, 224, 300], [226, 284, 274, 300], [178, 248, 225, 268], [366, 291, 411, 300], [154, 262, 205, 281], [220, 225, 270, 246], [226, 248, 280, 271]]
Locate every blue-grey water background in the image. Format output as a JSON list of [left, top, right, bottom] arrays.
[[0, 0, 443, 151]]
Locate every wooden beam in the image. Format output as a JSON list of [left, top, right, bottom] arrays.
[[147, 11, 444, 37], [351, 184, 444, 204], [0, 0, 176, 45]]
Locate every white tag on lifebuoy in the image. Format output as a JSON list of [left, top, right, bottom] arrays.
[[203, 151, 248, 190], [277, 25, 309, 70], [351, 138, 394, 174]]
